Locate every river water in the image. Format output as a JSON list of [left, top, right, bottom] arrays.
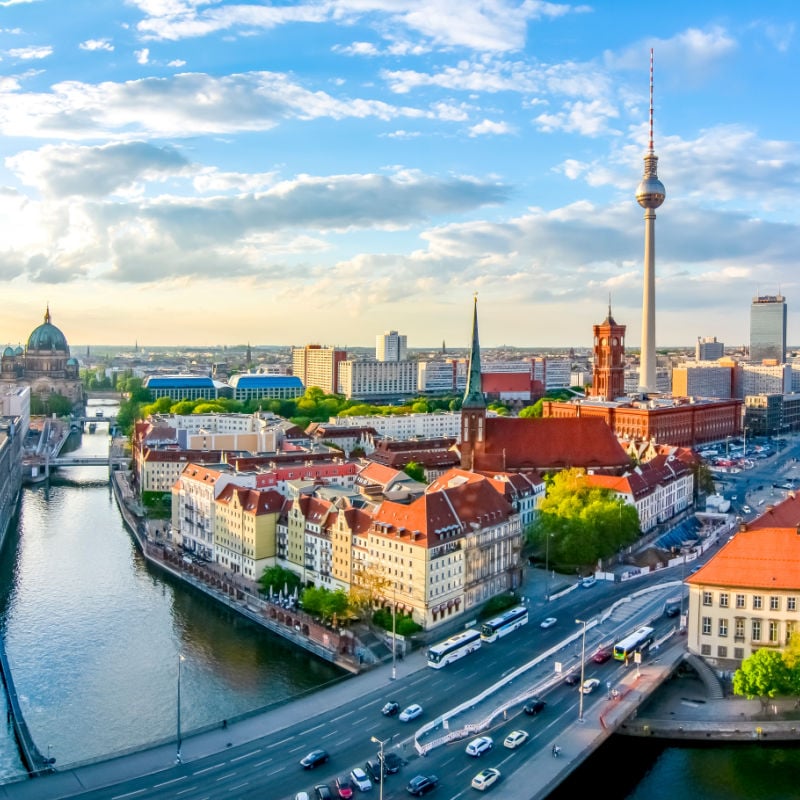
[[0, 406, 796, 794], [0, 403, 342, 782]]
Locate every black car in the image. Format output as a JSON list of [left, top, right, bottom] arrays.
[[300, 749, 330, 769], [523, 698, 546, 715], [378, 751, 403, 774], [314, 785, 333, 800], [406, 774, 439, 796], [381, 700, 400, 716], [564, 673, 580, 686], [365, 759, 384, 783]]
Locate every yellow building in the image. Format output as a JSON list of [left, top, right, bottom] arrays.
[[686, 527, 800, 672]]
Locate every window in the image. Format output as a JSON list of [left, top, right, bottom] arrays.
[[701, 644, 711, 655], [789, 597, 797, 612], [702, 616, 712, 635], [717, 645, 728, 658], [753, 595, 763, 610], [719, 619, 728, 637], [770, 596, 781, 611], [735, 618, 745, 640], [736, 594, 746, 609], [770, 621, 779, 643], [719, 593, 729, 608], [786, 621, 795, 644], [734, 647, 744, 660], [752, 620, 762, 641], [703, 591, 713, 606]]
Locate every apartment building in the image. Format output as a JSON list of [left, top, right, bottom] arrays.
[[687, 527, 800, 672], [337, 359, 417, 400], [328, 411, 462, 441], [291, 345, 347, 394], [376, 330, 408, 362]]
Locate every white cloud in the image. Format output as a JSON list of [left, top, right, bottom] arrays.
[[135, 48, 150, 64], [80, 39, 114, 52], [469, 118, 514, 136], [535, 98, 620, 137], [168, 59, 186, 67], [7, 45, 52, 60]]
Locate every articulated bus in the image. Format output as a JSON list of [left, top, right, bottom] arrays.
[[613, 625, 654, 662], [427, 628, 482, 668], [480, 605, 529, 642]]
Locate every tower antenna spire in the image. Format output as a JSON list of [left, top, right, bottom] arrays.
[[648, 47, 655, 153]]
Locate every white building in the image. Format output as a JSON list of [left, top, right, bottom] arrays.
[[418, 360, 457, 394], [532, 357, 571, 391], [328, 411, 463, 441], [741, 362, 791, 397], [376, 330, 408, 362], [337, 360, 417, 399]]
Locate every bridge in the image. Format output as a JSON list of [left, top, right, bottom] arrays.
[[49, 455, 128, 468]]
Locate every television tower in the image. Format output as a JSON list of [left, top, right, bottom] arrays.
[[635, 48, 666, 394]]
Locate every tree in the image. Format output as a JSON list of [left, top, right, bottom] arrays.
[[733, 648, 794, 709], [519, 400, 544, 419], [258, 565, 301, 596], [403, 461, 426, 483], [349, 563, 391, 619]]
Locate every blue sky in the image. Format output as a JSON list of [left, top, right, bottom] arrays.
[[0, 0, 797, 350]]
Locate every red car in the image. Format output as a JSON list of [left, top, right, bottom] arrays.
[[592, 648, 612, 663], [335, 776, 354, 799]]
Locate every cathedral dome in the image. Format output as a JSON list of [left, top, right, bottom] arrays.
[[27, 307, 69, 352], [3, 346, 14, 358]]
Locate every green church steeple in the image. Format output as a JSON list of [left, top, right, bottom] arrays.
[[462, 293, 485, 409]]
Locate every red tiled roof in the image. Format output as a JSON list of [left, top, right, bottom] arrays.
[[481, 373, 531, 392], [687, 527, 800, 590], [747, 493, 800, 530], [474, 417, 630, 472]]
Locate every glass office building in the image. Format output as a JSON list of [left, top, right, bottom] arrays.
[[750, 294, 786, 363]]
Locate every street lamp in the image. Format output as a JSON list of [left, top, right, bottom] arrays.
[[370, 735, 389, 800], [176, 653, 185, 764], [576, 618, 588, 723], [391, 583, 397, 681]]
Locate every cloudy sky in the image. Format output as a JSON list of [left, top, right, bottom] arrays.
[[0, 0, 797, 350]]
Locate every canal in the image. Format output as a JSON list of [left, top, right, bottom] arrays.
[[0, 403, 342, 783]]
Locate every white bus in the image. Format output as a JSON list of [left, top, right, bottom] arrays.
[[480, 605, 529, 642], [427, 628, 482, 668], [613, 625, 654, 662]]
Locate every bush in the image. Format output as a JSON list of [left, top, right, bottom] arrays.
[[479, 592, 520, 619], [372, 608, 421, 635]]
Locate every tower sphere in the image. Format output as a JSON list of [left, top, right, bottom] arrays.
[[636, 172, 665, 209]]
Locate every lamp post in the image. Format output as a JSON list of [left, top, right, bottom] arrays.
[[370, 735, 388, 800], [576, 618, 588, 723], [176, 653, 185, 764], [391, 583, 397, 681]]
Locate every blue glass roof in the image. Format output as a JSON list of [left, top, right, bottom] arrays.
[[144, 376, 216, 388], [229, 375, 303, 389]]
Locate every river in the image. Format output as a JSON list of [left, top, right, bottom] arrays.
[[0, 406, 796, 795], [0, 402, 342, 782]]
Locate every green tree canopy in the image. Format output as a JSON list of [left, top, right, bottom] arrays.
[[527, 468, 640, 567], [733, 648, 794, 708], [258, 565, 302, 596], [403, 461, 426, 483]]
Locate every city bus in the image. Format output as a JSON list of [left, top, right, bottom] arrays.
[[612, 626, 654, 662], [427, 628, 482, 668], [480, 605, 529, 642]]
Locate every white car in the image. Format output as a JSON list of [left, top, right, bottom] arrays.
[[350, 767, 372, 792], [581, 678, 601, 694], [465, 735, 493, 757], [471, 767, 501, 791], [503, 730, 529, 750], [399, 703, 423, 722], [540, 617, 557, 629]]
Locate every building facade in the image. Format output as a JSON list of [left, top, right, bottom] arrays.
[[590, 306, 626, 401], [337, 360, 418, 400], [696, 336, 724, 361], [750, 294, 787, 364], [291, 345, 347, 394], [376, 331, 408, 362]]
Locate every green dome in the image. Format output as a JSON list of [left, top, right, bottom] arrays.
[[14, 345, 23, 356], [3, 346, 14, 357], [27, 307, 68, 352]]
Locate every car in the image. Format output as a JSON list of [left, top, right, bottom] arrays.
[[378, 751, 403, 774], [731, 494, 738, 500], [581, 576, 596, 588], [335, 776, 354, 799], [406, 774, 439, 796], [563, 673, 581, 686], [581, 678, 601, 694], [399, 703, 423, 722], [665, 604, 680, 618], [350, 767, 372, 792], [592, 648, 612, 664], [523, 698, 545, 715], [381, 700, 400, 717], [295, 794, 310, 800], [742, 505, 752, 513], [365, 760, 384, 783], [503, 730, 529, 749], [471, 767, 501, 791], [540, 617, 557, 629], [315, 786, 334, 800], [465, 736, 493, 756], [301, 749, 330, 769]]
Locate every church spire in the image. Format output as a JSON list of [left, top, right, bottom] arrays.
[[462, 293, 485, 409], [44, 304, 51, 325]]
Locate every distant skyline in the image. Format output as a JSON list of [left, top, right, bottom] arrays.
[[0, 1, 798, 349]]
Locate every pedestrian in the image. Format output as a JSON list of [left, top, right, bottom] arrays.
[[222, 719, 228, 730]]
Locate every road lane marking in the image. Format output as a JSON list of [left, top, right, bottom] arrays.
[[111, 791, 147, 799], [231, 750, 260, 762], [215, 772, 238, 781], [193, 764, 228, 775], [152, 777, 188, 788], [227, 783, 249, 793]]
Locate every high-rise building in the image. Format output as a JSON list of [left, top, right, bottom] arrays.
[[291, 345, 347, 394], [376, 330, 407, 362], [750, 295, 786, 364], [635, 50, 666, 393], [696, 337, 724, 361]]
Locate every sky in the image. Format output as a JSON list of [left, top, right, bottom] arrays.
[[0, 0, 798, 350]]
